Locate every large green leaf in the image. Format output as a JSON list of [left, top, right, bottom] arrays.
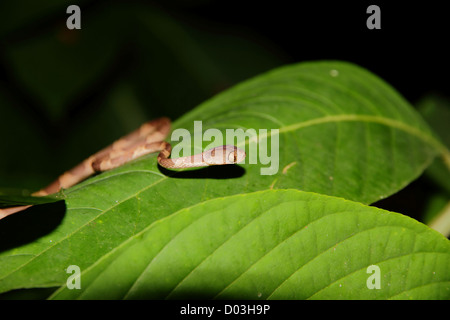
[[0, 61, 447, 296], [49, 189, 450, 300]]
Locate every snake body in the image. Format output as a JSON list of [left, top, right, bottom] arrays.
[[0, 118, 246, 219]]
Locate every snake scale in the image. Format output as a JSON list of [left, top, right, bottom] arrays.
[[0, 118, 246, 220]]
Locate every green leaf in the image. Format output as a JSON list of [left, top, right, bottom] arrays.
[[172, 60, 444, 203], [48, 189, 450, 300], [417, 94, 450, 148], [0, 61, 446, 296], [417, 94, 450, 194]]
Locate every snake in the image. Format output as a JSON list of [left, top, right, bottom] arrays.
[[0, 118, 246, 220]]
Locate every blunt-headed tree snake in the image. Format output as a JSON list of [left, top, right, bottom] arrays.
[[0, 118, 246, 219]]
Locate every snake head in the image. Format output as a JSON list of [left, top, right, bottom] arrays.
[[204, 145, 246, 165]]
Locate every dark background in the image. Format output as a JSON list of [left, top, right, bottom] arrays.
[[0, 0, 448, 221], [180, 1, 449, 102]]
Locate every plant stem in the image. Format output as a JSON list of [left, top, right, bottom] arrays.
[[428, 200, 450, 237]]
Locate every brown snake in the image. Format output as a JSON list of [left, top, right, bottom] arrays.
[[0, 118, 246, 220]]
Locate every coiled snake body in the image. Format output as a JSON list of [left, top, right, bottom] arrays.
[[0, 118, 246, 219]]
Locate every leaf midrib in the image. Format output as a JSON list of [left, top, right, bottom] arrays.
[[240, 113, 448, 166], [279, 114, 442, 151]]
